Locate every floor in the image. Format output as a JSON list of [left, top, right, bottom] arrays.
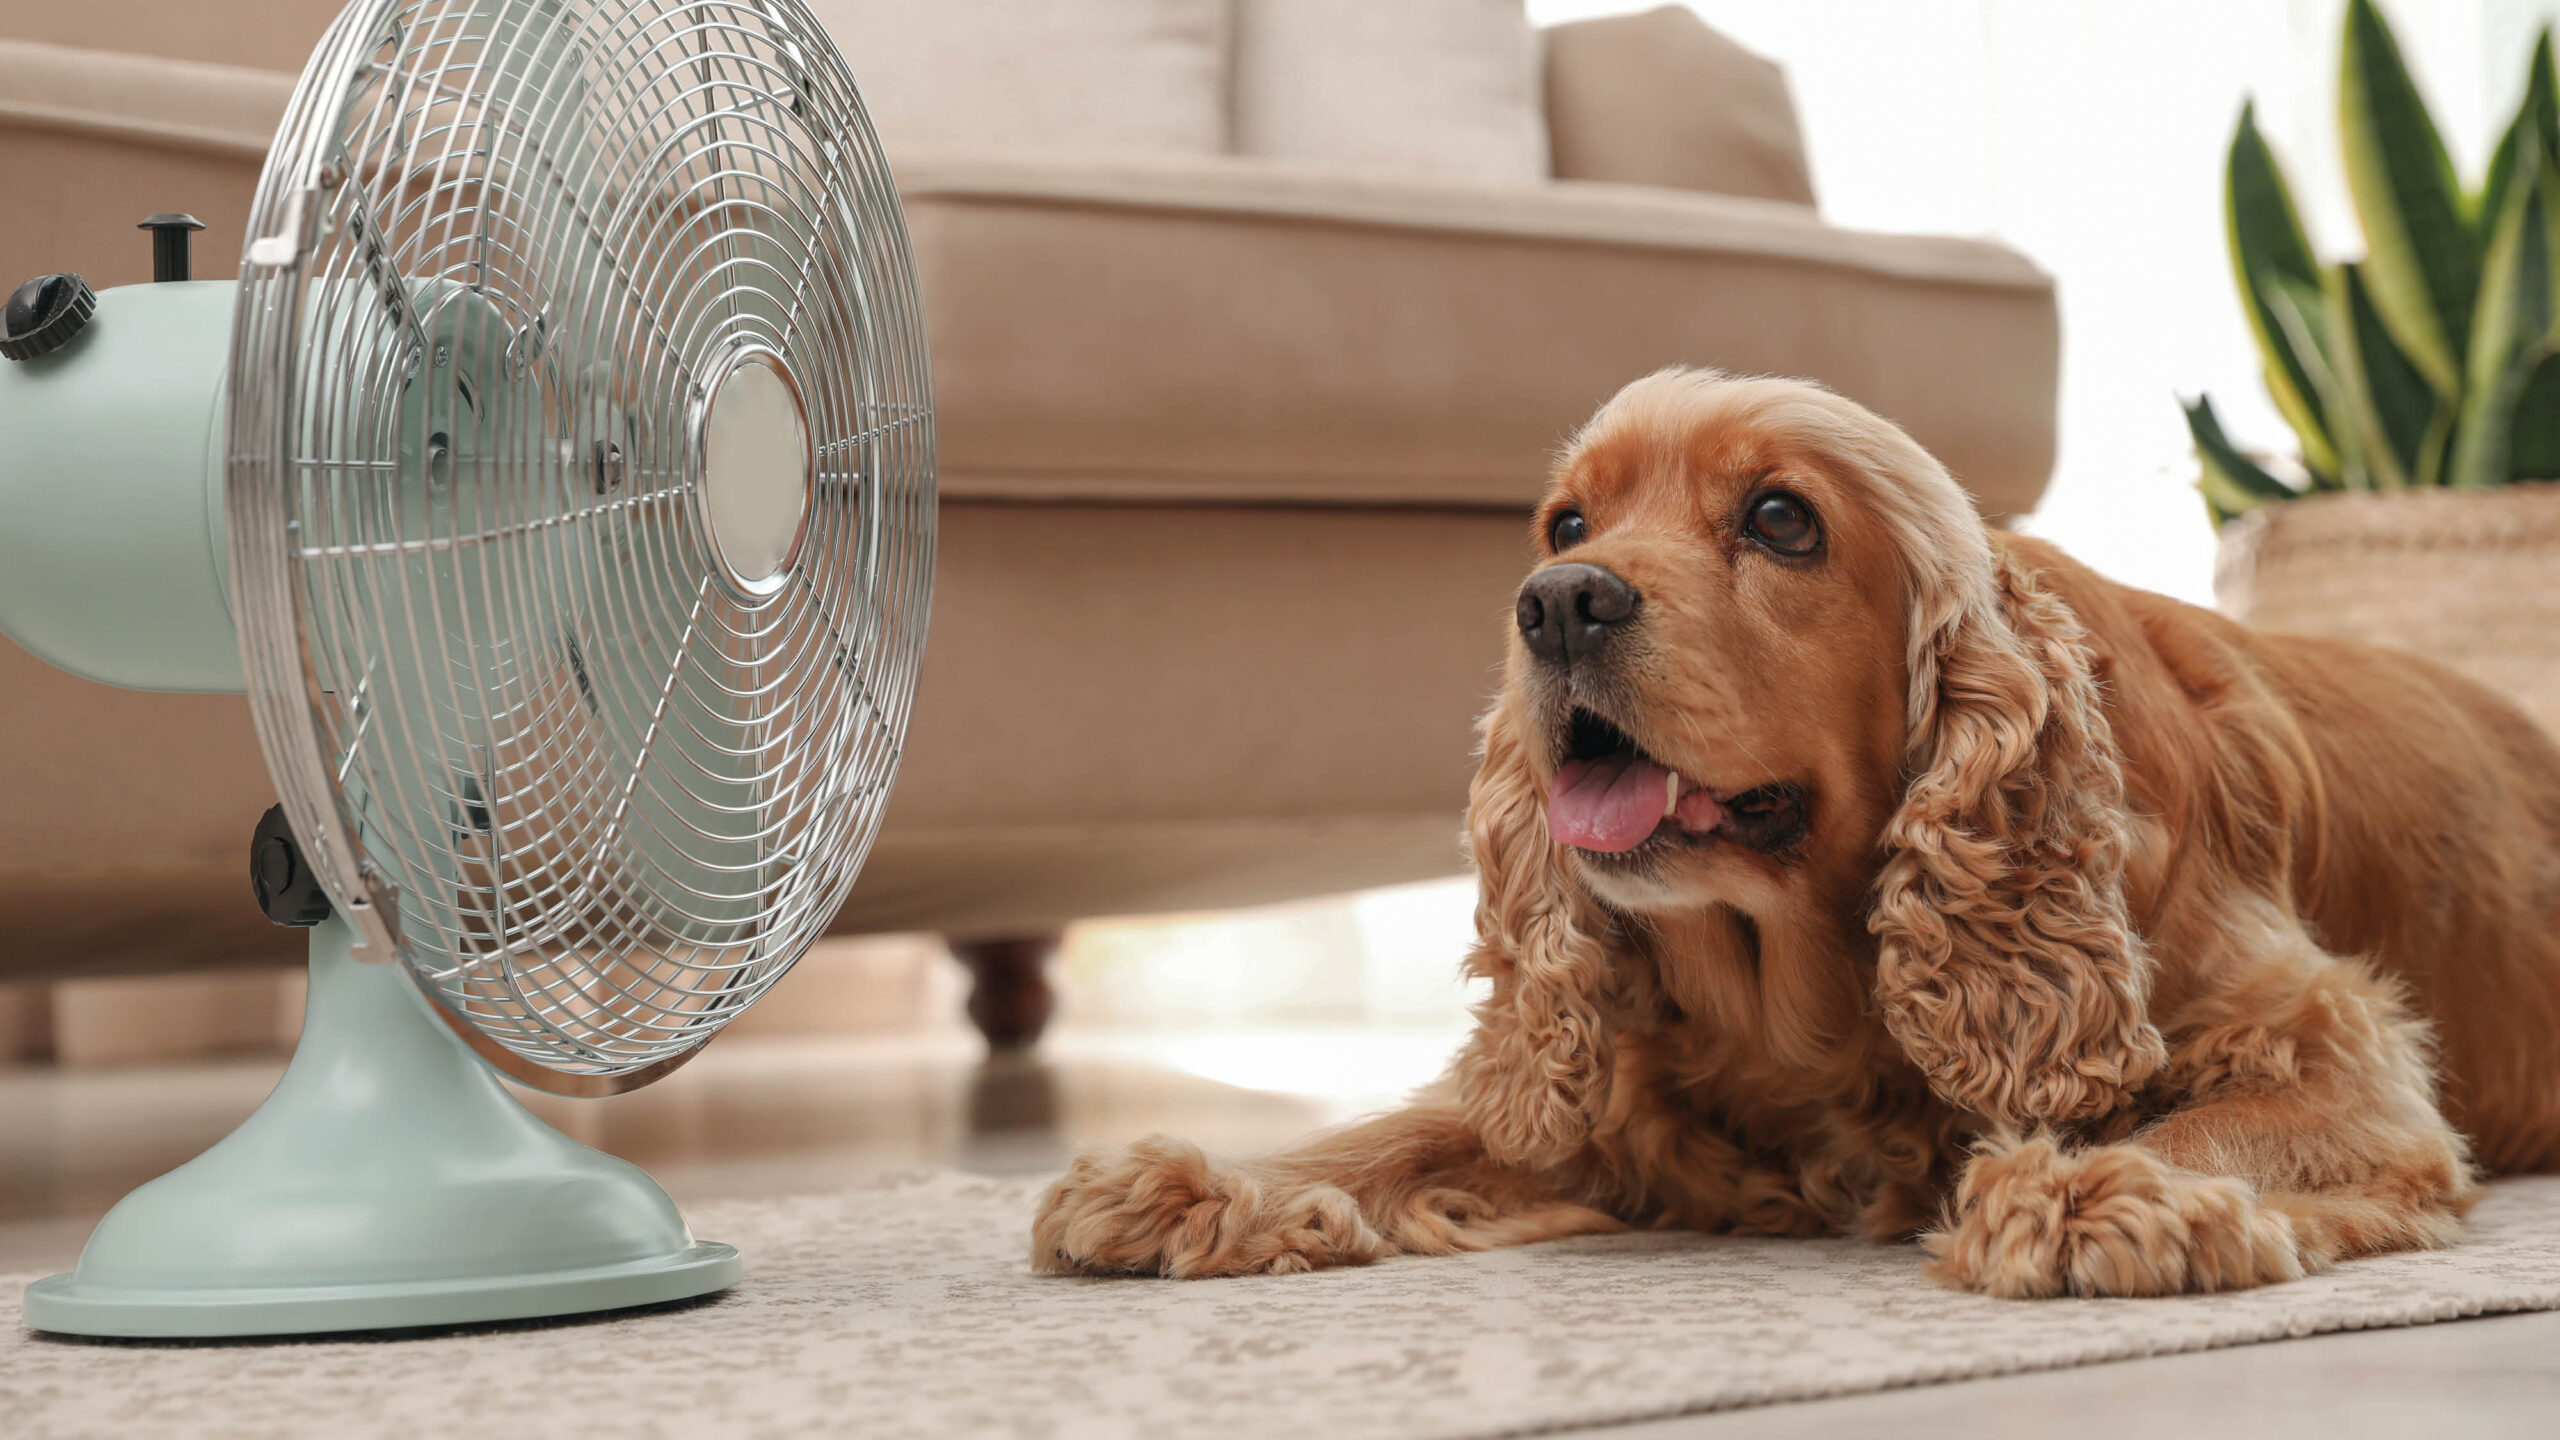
[[4, 1023, 2556, 1439]]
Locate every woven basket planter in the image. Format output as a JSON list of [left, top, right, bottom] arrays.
[[2214, 483, 2560, 737]]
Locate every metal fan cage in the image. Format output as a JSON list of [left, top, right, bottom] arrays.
[[224, 0, 933, 1092]]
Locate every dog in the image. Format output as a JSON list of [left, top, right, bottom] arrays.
[[1030, 369, 2560, 1297]]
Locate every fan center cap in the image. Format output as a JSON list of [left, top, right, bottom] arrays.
[[696, 351, 812, 596]]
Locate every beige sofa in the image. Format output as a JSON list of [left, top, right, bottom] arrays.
[[0, 4, 2057, 1016]]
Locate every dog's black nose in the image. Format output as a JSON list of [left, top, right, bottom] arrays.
[[1516, 563, 1639, 664]]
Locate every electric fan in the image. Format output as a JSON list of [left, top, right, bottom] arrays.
[[0, 0, 931, 1336]]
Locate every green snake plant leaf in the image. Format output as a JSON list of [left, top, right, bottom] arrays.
[[2477, 28, 2559, 251], [2451, 142, 2560, 487], [2227, 100, 2339, 480], [2340, 0, 2480, 396], [2261, 270, 2368, 488], [2185, 393, 2301, 525], [2505, 351, 2560, 478], [2325, 261, 2449, 488]]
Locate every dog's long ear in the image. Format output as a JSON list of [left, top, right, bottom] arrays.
[[1869, 546, 2166, 1125], [1451, 701, 1618, 1168]]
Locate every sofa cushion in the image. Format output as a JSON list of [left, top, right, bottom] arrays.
[[803, 0, 1229, 159], [899, 155, 2058, 521], [1232, 0, 1546, 185], [1544, 6, 1817, 207]]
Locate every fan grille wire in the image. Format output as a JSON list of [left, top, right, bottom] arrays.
[[225, 0, 933, 1089]]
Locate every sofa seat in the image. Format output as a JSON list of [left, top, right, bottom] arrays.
[[905, 153, 2057, 519], [840, 501, 1533, 937], [0, 497, 1531, 970]]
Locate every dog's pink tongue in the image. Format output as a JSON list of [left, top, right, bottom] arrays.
[[1548, 754, 1674, 852]]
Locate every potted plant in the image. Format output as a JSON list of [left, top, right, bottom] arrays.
[[2194, 0, 2560, 734]]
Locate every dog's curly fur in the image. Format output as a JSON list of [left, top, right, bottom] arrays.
[[1032, 370, 2560, 1297]]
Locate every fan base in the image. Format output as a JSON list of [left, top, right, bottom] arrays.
[[20, 1243, 740, 1339], [20, 914, 742, 1338]]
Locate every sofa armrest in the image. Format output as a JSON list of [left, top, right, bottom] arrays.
[[1542, 6, 1817, 208], [0, 40, 289, 159]]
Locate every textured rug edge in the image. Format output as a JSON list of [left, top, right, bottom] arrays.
[[1437, 1280, 2560, 1440]]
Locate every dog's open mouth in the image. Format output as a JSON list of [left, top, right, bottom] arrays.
[[1548, 708, 1807, 857]]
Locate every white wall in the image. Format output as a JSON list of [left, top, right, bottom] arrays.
[[1530, 0, 2560, 604]]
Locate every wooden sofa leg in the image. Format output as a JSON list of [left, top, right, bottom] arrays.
[[949, 934, 1059, 1052]]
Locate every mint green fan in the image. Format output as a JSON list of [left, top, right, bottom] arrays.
[[0, 0, 933, 1337]]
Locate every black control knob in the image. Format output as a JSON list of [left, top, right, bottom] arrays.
[[139, 213, 205, 283], [0, 273, 95, 362], [250, 804, 335, 928]]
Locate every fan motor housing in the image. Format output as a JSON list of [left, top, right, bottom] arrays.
[[0, 281, 241, 692]]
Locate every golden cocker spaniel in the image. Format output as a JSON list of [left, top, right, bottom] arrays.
[[1031, 370, 2560, 1297]]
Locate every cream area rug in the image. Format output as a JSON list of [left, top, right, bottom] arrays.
[[9, 1172, 2560, 1440]]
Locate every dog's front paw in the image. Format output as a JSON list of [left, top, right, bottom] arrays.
[[1030, 1136, 1385, 1278], [1925, 1134, 2306, 1297]]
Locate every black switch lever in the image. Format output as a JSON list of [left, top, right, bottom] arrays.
[[139, 213, 206, 283]]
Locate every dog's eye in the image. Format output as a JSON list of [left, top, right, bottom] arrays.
[[1548, 509, 1589, 551], [1744, 491, 1820, 557]]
